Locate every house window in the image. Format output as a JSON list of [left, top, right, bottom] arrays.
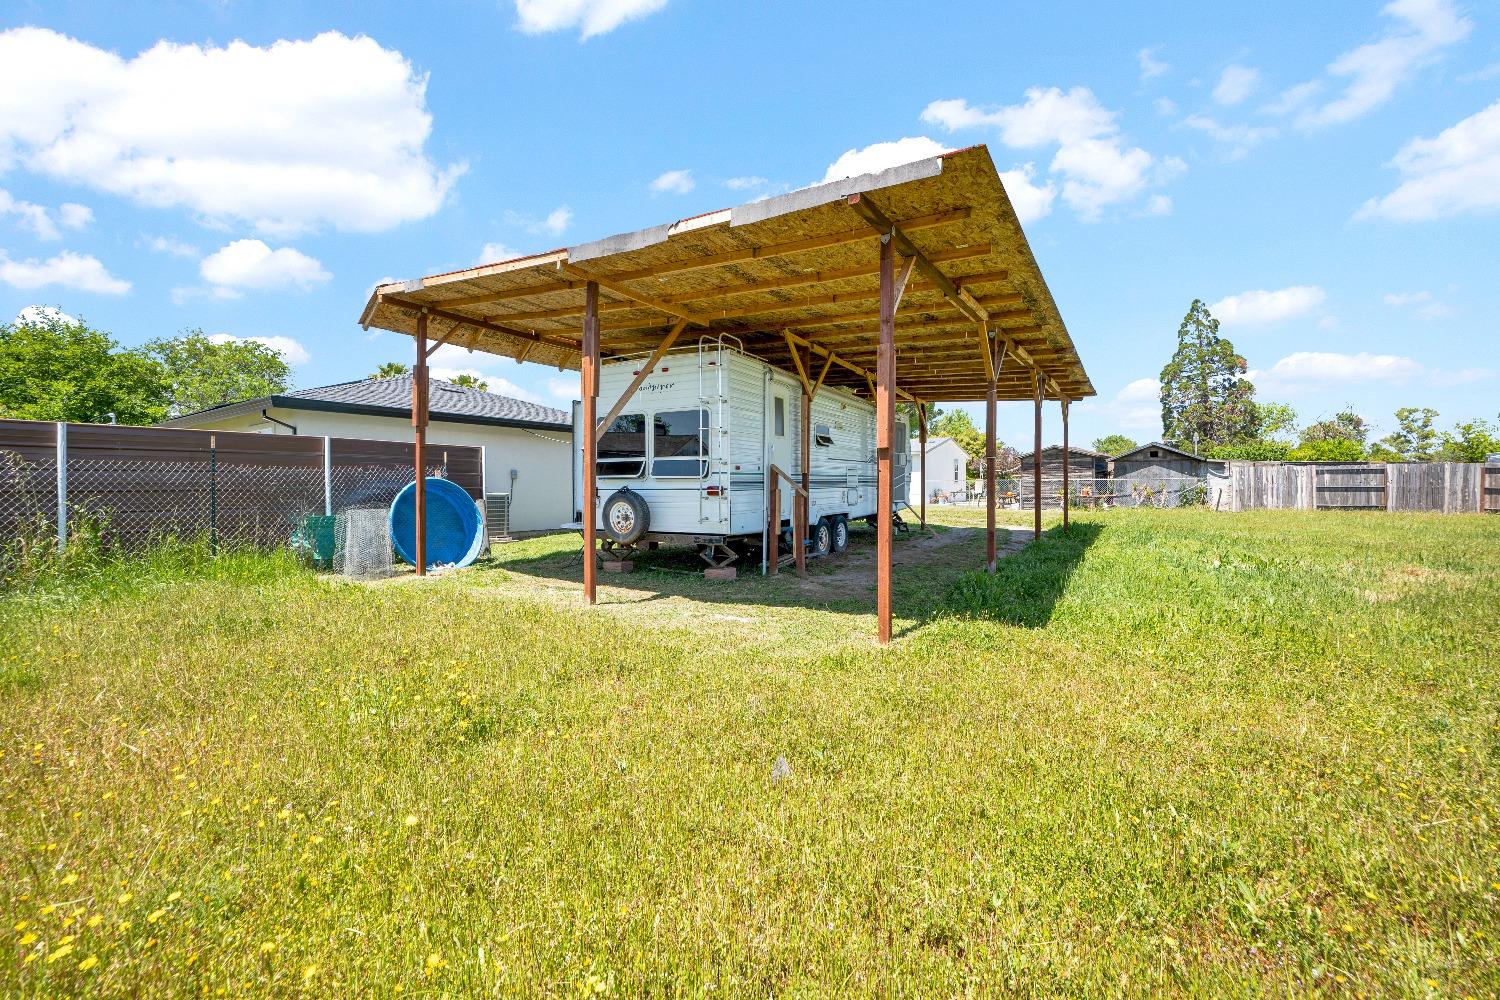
[[1149, 450, 1159, 458], [814, 423, 834, 447], [652, 409, 709, 478], [773, 396, 786, 437], [597, 413, 646, 477], [954, 459, 962, 482]]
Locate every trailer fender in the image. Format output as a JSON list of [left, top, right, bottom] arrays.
[[602, 488, 651, 545]]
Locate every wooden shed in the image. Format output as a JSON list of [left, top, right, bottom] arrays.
[[1019, 445, 1109, 481], [1112, 442, 1212, 480]]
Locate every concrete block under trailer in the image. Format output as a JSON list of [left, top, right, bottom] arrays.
[[570, 340, 910, 570]]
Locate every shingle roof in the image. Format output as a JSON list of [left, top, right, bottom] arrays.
[[164, 375, 570, 430], [1113, 441, 1205, 462], [288, 375, 568, 426]]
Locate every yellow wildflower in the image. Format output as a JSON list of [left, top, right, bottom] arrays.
[[404, 814, 419, 827], [87, 915, 103, 928], [166, 891, 182, 903], [45, 943, 75, 964], [78, 954, 99, 971], [61, 873, 79, 886], [146, 908, 166, 924], [18, 932, 37, 946]]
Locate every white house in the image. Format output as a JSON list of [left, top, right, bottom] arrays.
[[163, 375, 571, 532], [910, 435, 971, 504]]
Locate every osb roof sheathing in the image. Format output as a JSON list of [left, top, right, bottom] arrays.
[[358, 145, 1094, 403]]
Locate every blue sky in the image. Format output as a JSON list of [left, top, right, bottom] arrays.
[[1, 0, 1496, 448]]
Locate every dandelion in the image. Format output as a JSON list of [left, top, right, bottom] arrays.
[[78, 954, 99, 971], [60, 873, 79, 886], [18, 932, 37, 946], [87, 915, 103, 928], [302, 964, 318, 981], [45, 943, 75, 964], [260, 941, 276, 954], [117, 892, 133, 904], [166, 890, 182, 903], [146, 908, 166, 924], [404, 814, 419, 827], [425, 951, 446, 974]]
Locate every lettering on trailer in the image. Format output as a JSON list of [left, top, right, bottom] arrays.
[[637, 381, 678, 394]]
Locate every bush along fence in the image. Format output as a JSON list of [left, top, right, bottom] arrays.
[[0, 418, 483, 557], [1209, 461, 1500, 514]]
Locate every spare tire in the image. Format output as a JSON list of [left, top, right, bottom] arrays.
[[602, 488, 650, 545]]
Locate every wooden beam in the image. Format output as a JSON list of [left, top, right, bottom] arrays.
[[439, 207, 974, 310], [560, 262, 702, 325], [918, 402, 928, 532], [977, 321, 995, 384], [424, 318, 466, 358], [582, 282, 600, 605], [1061, 396, 1071, 531], [847, 193, 990, 327], [382, 295, 578, 357], [783, 330, 812, 395], [813, 354, 834, 396], [876, 235, 896, 645], [986, 376, 997, 573], [1033, 368, 1043, 541], [595, 318, 689, 434], [892, 254, 916, 308]]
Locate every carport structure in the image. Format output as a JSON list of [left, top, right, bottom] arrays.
[[359, 144, 1094, 643]]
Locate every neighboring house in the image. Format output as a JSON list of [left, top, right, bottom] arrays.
[[910, 435, 970, 503], [1018, 445, 1110, 482], [162, 375, 571, 532], [1112, 441, 1217, 482]]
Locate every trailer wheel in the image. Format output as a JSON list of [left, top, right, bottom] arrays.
[[602, 488, 650, 545], [811, 518, 833, 558], [831, 516, 849, 553]]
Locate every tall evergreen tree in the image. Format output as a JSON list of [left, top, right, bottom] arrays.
[[1159, 299, 1258, 450]]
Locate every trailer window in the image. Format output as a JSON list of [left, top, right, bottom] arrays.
[[652, 409, 708, 477], [814, 423, 834, 447], [597, 413, 646, 477], [773, 396, 785, 436]]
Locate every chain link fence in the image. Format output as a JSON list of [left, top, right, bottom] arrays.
[[1, 420, 484, 567], [928, 475, 1209, 510]]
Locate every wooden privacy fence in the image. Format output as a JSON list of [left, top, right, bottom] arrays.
[[1219, 461, 1497, 513], [0, 419, 482, 550]]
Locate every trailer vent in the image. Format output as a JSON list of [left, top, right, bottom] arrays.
[[814, 424, 834, 447]]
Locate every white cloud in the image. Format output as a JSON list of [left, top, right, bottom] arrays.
[[1142, 194, 1173, 216], [1213, 65, 1261, 106], [1356, 99, 1500, 222], [0, 249, 130, 294], [432, 366, 542, 402], [199, 239, 330, 298], [1153, 97, 1178, 117], [205, 332, 311, 366], [1248, 351, 1424, 389], [1459, 62, 1500, 83], [648, 169, 695, 195], [1181, 114, 1279, 159], [1210, 285, 1326, 325], [477, 242, 524, 265], [1076, 376, 1162, 434], [146, 235, 199, 258], [0, 28, 463, 236], [15, 305, 78, 326], [1276, 0, 1473, 129], [58, 203, 92, 229], [0, 189, 57, 239], [513, 0, 668, 38], [997, 163, 1056, 223], [547, 375, 579, 401], [1138, 48, 1169, 80], [922, 88, 1175, 221], [1383, 290, 1431, 306], [821, 137, 951, 183], [503, 205, 574, 238], [725, 175, 767, 190]]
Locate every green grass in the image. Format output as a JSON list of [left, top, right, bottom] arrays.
[[2, 508, 1497, 997]]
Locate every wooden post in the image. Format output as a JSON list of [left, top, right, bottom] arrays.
[[413, 311, 429, 576], [1032, 368, 1043, 540], [581, 282, 600, 604], [876, 233, 896, 644], [917, 402, 928, 531], [768, 473, 779, 576], [1061, 397, 1070, 530], [801, 367, 812, 548], [986, 372, 998, 572]]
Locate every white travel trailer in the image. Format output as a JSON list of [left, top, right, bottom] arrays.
[[572, 337, 909, 571]]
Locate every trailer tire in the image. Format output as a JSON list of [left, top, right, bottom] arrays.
[[811, 518, 833, 558], [831, 516, 849, 553], [602, 488, 650, 545]]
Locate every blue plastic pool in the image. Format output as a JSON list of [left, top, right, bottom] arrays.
[[389, 477, 485, 569]]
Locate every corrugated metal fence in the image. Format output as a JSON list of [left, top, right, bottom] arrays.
[[0, 419, 483, 551], [1217, 461, 1496, 513]]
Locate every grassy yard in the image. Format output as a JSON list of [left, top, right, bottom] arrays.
[[2, 507, 1498, 997]]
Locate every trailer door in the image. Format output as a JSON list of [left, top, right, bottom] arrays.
[[767, 387, 793, 525]]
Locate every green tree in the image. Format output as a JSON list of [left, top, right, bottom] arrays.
[[0, 311, 167, 424], [1371, 406, 1439, 461], [1159, 299, 1258, 451], [1437, 418, 1498, 463], [931, 410, 985, 470], [447, 373, 489, 392], [1255, 402, 1298, 443], [897, 402, 945, 435], [1091, 434, 1138, 456], [1299, 408, 1368, 447], [143, 331, 291, 417], [1290, 438, 1365, 462], [370, 362, 411, 379], [1206, 441, 1293, 461]]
